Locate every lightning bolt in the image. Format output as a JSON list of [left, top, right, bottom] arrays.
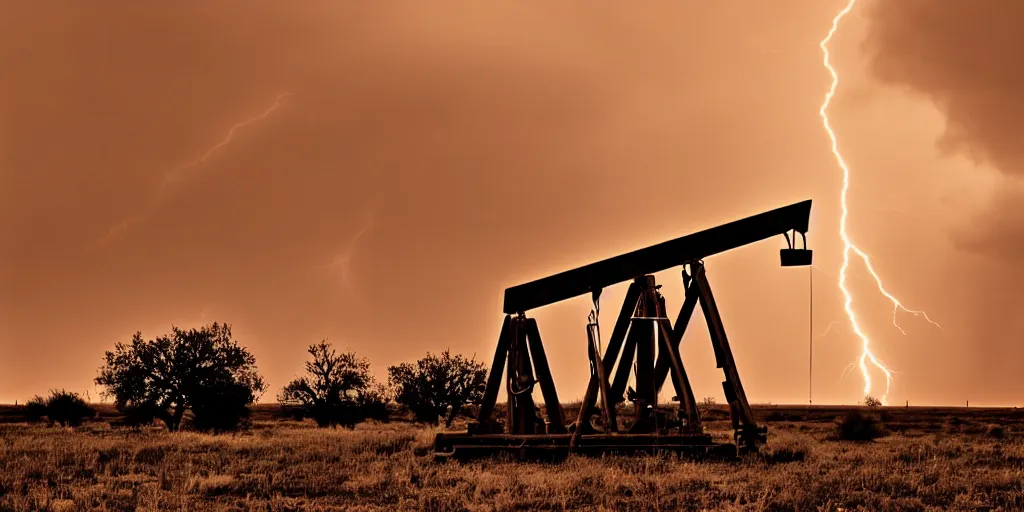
[[158, 92, 292, 191], [86, 93, 292, 251], [819, 0, 942, 405]]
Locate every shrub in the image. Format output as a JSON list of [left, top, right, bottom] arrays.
[[24, 395, 47, 423], [985, 424, 1006, 439], [835, 410, 885, 441], [864, 396, 882, 407], [279, 341, 389, 428], [388, 350, 487, 426], [43, 389, 95, 427]]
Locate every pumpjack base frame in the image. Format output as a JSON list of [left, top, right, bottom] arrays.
[[433, 432, 739, 462]]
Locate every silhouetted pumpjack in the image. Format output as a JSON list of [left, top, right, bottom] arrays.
[[434, 200, 813, 460]]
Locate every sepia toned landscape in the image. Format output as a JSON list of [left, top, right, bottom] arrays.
[[4, 0, 1024, 510], [2, 403, 1023, 511]]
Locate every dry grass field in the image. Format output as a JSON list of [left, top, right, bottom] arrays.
[[2, 404, 1024, 511]]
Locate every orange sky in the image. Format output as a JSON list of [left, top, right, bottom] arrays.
[[2, 1, 1021, 407]]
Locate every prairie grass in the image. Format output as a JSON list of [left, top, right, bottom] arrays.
[[1, 407, 1023, 511]]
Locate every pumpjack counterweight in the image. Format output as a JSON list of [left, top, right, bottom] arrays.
[[434, 200, 813, 461]]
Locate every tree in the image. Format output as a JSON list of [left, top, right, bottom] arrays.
[[388, 350, 487, 427], [95, 322, 266, 432], [864, 396, 882, 408], [279, 341, 389, 428]]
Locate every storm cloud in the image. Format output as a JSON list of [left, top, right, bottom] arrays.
[[863, 0, 1024, 260]]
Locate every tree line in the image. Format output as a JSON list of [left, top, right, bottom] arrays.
[[22, 322, 489, 432]]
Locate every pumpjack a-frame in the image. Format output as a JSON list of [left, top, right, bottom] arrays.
[[434, 199, 814, 460]]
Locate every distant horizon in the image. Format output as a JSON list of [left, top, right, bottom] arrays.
[[1, 398, 1018, 410]]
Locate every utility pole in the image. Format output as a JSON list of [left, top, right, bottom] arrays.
[[809, 265, 813, 406]]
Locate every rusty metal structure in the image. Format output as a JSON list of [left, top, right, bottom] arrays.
[[434, 200, 813, 460]]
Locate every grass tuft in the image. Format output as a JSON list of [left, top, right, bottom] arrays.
[[834, 410, 886, 442]]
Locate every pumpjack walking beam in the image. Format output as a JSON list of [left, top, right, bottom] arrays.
[[437, 199, 813, 460], [502, 200, 812, 314]]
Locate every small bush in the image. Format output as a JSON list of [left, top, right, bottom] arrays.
[[24, 396, 47, 423], [864, 396, 882, 407], [835, 410, 885, 441], [389, 350, 487, 427], [279, 341, 389, 429], [300, 392, 391, 429], [44, 390, 95, 427], [985, 424, 1006, 439]]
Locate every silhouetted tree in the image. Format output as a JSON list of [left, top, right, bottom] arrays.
[[388, 350, 487, 426], [279, 341, 389, 428], [95, 322, 266, 432], [864, 396, 882, 408]]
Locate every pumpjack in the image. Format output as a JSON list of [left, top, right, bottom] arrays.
[[434, 200, 814, 460]]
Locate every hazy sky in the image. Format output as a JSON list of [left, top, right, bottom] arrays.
[[1, 1, 1020, 407]]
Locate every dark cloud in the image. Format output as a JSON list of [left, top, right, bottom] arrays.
[[860, 0, 1024, 403], [863, 0, 1024, 260]]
